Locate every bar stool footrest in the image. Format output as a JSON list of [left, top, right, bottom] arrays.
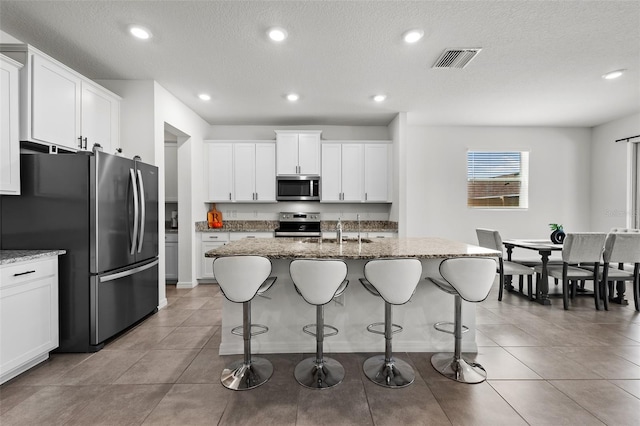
[[433, 321, 469, 335], [366, 322, 403, 336], [302, 323, 339, 338], [231, 323, 269, 337]]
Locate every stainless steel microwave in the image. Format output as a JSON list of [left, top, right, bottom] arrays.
[[276, 175, 321, 201]]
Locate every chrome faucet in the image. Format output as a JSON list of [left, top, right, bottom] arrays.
[[337, 217, 343, 244], [357, 214, 361, 244]]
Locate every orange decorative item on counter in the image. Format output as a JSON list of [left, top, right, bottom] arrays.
[[207, 204, 223, 229]]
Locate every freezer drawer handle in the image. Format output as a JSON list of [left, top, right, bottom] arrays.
[[99, 259, 159, 283], [13, 270, 36, 277], [130, 168, 139, 255], [136, 169, 146, 253]]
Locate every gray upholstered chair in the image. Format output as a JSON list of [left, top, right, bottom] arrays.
[[600, 232, 640, 311], [533, 233, 606, 310], [476, 228, 534, 301]]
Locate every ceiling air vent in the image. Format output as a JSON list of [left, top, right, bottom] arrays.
[[432, 48, 482, 69]]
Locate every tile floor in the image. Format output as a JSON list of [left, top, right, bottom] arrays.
[[1, 281, 639, 425]]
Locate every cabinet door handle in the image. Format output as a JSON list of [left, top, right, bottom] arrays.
[[365, 193, 368, 201], [14, 270, 36, 277], [255, 192, 258, 201], [229, 193, 232, 200], [78, 136, 83, 149]]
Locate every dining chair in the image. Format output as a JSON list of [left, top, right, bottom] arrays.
[[476, 228, 535, 301], [600, 232, 640, 311], [533, 233, 607, 310]]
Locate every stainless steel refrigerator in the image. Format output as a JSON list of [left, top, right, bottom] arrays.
[[1, 151, 159, 352]]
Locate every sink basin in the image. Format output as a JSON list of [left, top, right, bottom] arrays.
[[302, 237, 372, 244]]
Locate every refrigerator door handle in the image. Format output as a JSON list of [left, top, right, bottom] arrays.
[[99, 259, 159, 283], [136, 169, 146, 253], [130, 168, 139, 255]]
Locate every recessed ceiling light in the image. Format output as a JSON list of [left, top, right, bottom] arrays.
[[286, 93, 299, 102], [129, 25, 152, 40], [602, 69, 626, 80], [268, 27, 288, 42], [403, 29, 424, 43], [373, 94, 386, 102], [198, 94, 211, 101]]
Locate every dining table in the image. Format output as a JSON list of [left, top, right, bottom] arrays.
[[502, 239, 563, 305]]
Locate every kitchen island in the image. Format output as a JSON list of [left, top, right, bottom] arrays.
[[206, 237, 499, 355]]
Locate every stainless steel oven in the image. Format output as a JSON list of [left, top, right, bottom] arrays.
[[274, 212, 321, 237], [276, 175, 320, 201]]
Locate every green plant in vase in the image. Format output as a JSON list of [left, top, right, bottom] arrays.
[[549, 223, 565, 244]]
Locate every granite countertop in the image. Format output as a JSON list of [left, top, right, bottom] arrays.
[[205, 237, 498, 260], [195, 220, 398, 233], [1, 249, 67, 265]]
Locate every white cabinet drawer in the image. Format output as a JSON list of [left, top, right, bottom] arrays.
[[201, 233, 229, 242], [0, 258, 56, 288], [229, 232, 273, 241]]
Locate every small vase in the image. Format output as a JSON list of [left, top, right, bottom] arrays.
[[550, 230, 565, 244]]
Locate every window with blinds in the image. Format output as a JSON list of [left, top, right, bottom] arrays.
[[467, 151, 529, 208]]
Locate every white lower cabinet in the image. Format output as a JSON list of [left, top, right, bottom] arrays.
[[0, 256, 59, 384], [165, 233, 178, 281], [198, 233, 230, 280]]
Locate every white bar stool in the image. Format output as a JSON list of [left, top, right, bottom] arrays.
[[289, 259, 349, 389], [359, 258, 423, 388], [213, 256, 277, 390], [428, 257, 496, 384]]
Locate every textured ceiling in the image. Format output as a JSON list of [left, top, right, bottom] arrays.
[[1, 1, 638, 127]]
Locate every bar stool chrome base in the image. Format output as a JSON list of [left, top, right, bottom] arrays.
[[430, 352, 487, 384], [363, 355, 415, 388], [221, 357, 273, 390], [294, 356, 345, 389]]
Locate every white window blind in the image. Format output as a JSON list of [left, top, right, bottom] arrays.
[[467, 151, 529, 209]]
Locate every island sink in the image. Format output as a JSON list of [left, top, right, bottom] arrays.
[[302, 237, 373, 244]]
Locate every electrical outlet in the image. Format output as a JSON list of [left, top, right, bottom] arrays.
[[253, 210, 258, 218], [232, 210, 237, 218]]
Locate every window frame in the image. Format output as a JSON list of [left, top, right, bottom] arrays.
[[466, 150, 529, 210]]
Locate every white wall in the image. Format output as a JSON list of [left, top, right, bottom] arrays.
[[590, 112, 640, 230], [404, 126, 592, 244]]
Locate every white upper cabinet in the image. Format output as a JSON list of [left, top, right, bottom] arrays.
[[275, 130, 321, 175], [207, 143, 234, 202], [321, 141, 391, 203], [0, 44, 120, 153], [321, 143, 363, 202], [206, 141, 276, 203], [80, 81, 119, 153], [1, 55, 22, 195], [31, 53, 81, 149], [253, 143, 276, 201], [233, 143, 256, 202], [363, 143, 391, 202]]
